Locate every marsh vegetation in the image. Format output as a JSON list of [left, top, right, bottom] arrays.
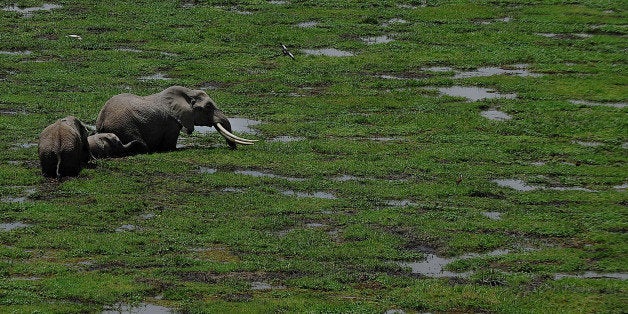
[[1, 0, 626, 312]]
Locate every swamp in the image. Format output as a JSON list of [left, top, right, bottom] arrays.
[[0, 0, 626, 313]]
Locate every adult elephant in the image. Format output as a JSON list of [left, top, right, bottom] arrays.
[[95, 86, 256, 153]]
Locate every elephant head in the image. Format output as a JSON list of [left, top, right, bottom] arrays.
[[38, 116, 90, 178], [88, 133, 147, 159], [173, 87, 257, 149], [96, 86, 256, 153]]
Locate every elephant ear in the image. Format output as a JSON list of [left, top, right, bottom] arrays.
[[169, 94, 195, 134]]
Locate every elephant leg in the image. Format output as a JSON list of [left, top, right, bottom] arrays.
[[40, 152, 58, 178], [156, 131, 180, 152]]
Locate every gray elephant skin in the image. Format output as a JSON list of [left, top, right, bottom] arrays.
[[95, 86, 256, 153], [87, 133, 145, 159], [38, 116, 90, 178]]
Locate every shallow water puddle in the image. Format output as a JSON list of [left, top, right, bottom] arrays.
[[429, 86, 517, 102], [332, 175, 363, 182], [569, 100, 627, 109], [398, 249, 511, 278], [554, 272, 628, 280], [0, 50, 32, 56], [1, 221, 31, 231], [2, 3, 61, 17], [198, 167, 217, 174], [482, 211, 502, 220], [195, 118, 260, 134], [269, 136, 305, 142], [476, 17, 512, 24], [537, 33, 593, 39], [281, 190, 336, 199], [493, 179, 597, 192], [301, 48, 354, 57], [382, 18, 407, 27], [362, 35, 394, 44], [102, 302, 174, 314], [235, 170, 305, 182], [2, 187, 36, 203], [384, 200, 416, 207], [251, 281, 285, 290], [139, 73, 171, 81], [480, 109, 512, 121], [424, 64, 542, 79], [296, 21, 318, 28], [492, 179, 539, 191], [614, 183, 628, 190], [115, 224, 137, 232], [573, 140, 603, 147]]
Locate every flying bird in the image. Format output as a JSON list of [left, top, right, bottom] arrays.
[[281, 44, 295, 60]]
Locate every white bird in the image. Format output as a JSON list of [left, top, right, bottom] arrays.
[[281, 44, 295, 60], [68, 34, 82, 40]]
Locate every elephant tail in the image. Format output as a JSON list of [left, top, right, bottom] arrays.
[[55, 151, 62, 179]]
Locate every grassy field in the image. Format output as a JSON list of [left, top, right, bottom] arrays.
[[1, 0, 626, 312]]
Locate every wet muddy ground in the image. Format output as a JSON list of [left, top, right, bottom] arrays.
[[1, 1, 625, 313]]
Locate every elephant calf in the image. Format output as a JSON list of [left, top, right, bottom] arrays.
[[87, 133, 146, 159], [96, 85, 256, 154], [38, 116, 90, 178]]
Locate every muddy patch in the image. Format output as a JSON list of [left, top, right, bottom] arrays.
[[554, 272, 628, 280], [2, 4, 61, 17], [362, 35, 394, 44], [301, 48, 354, 57], [1, 221, 31, 231], [235, 170, 305, 182], [102, 302, 174, 314], [427, 86, 517, 102], [569, 100, 627, 109], [480, 109, 512, 121], [398, 249, 511, 278], [195, 118, 260, 135]]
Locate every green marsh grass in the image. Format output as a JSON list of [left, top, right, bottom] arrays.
[[1, 0, 626, 312]]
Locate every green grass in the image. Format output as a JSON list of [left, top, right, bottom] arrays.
[[1, 0, 626, 312]]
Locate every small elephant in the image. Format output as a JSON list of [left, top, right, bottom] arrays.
[[87, 133, 147, 159], [95, 86, 256, 153], [38, 116, 90, 178]]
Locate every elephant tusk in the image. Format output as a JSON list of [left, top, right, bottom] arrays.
[[215, 123, 258, 144]]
